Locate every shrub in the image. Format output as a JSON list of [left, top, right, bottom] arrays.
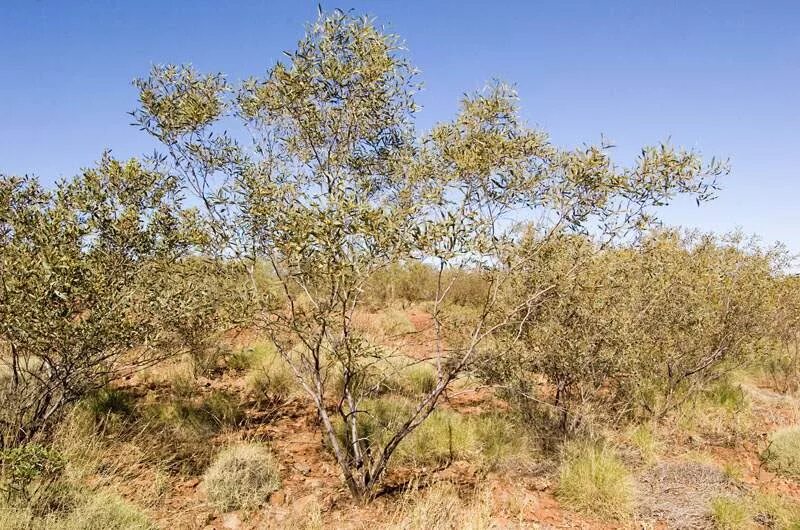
[[762, 428, 800, 478], [390, 481, 492, 530], [0, 158, 212, 447], [556, 441, 633, 520], [710, 496, 751, 529], [706, 380, 748, 413], [133, 5, 724, 500], [203, 443, 281, 511], [379, 308, 417, 337], [200, 391, 245, 428], [470, 413, 532, 468], [0, 444, 65, 506]]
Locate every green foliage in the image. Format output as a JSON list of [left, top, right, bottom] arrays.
[[556, 441, 633, 520], [762, 428, 800, 478], [710, 496, 751, 529], [0, 444, 65, 506], [397, 363, 437, 397], [706, 380, 748, 413], [0, 491, 153, 530], [396, 409, 476, 466], [0, 155, 215, 447], [487, 229, 782, 429], [751, 492, 800, 529], [85, 389, 134, 421], [203, 443, 281, 511], [245, 347, 295, 406]]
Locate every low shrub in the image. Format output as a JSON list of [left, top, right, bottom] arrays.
[[762, 428, 800, 478], [706, 380, 748, 413], [556, 441, 633, 520], [0, 490, 152, 530], [63, 492, 153, 530], [203, 443, 281, 511], [470, 413, 532, 469], [0, 443, 66, 506], [85, 388, 135, 420]]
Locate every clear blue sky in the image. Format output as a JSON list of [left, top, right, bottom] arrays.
[[2, 1, 798, 252]]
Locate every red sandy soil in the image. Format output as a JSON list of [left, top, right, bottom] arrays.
[[108, 309, 800, 529]]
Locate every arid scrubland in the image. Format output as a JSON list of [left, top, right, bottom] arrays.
[[1, 9, 800, 530]]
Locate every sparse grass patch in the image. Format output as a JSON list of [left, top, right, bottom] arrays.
[[397, 362, 437, 397], [722, 462, 744, 482], [628, 423, 659, 464], [86, 388, 135, 420], [710, 496, 751, 529], [203, 443, 281, 512], [762, 427, 800, 478], [556, 440, 633, 520], [380, 308, 417, 337], [707, 379, 748, 413], [397, 409, 476, 466], [751, 492, 800, 529], [389, 481, 492, 530], [228, 342, 277, 372]]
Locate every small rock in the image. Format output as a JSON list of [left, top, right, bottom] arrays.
[[183, 477, 201, 488], [270, 490, 286, 506], [292, 494, 318, 515], [304, 477, 324, 489], [222, 512, 242, 530]]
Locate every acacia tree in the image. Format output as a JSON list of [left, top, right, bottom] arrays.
[[133, 10, 726, 499], [0, 156, 205, 447], [481, 233, 641, 433], [625, 230, 783, 416]]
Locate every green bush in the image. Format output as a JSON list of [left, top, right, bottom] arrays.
[[556, 441, 633, 520], [85, 389, 134, 420], [203, 443, 281, 511], [762, 428, 800, 478], [0, 491, 152, 530], [397, 409, 476, 466], [629, 423, 660, 464], [0, 444, 65, 506], [398, 363, 437, 397]]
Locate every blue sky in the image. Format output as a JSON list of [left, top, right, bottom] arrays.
[[1, 1, 798, 252]]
